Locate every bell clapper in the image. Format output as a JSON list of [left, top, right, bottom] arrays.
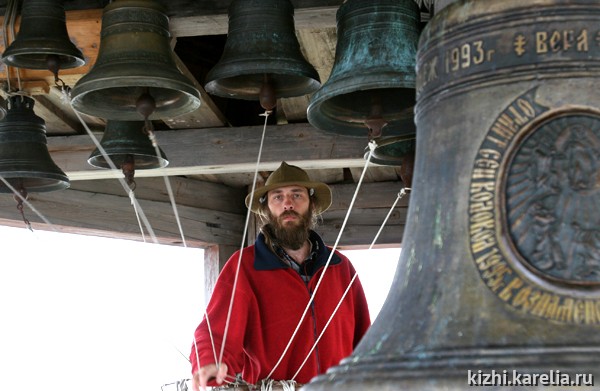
[[259, 75, 277, 114], [364, 102, 388, 139], [136, 88, 157, 143], [47, 54, 69, 91], [122, 153, 137, 191], [13, 182, 32, 231]]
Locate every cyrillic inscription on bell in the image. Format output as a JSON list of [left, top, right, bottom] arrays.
[[303, 1, 600, 390]]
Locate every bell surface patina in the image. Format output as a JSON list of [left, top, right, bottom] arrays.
[[205, 0, 320, 106], [307, 0, 420, 139], [304, 0, 600, 389], [88, 120, 168, 170], [1, 0, 84, 72], [70, 0, 201, 121], [0, 96, 69, 193]]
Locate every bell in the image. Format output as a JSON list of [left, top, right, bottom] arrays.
[[0, 95, 69, 193], [365, 115, 416, 167], [1, 0, 85, 75], [70, 0, 201, 121], [304, 1, 600, 390], [204, 0, 321, 111], [307, 0, 420, 138], [88, 120, 168, 169], [365, 134, 416, 167]]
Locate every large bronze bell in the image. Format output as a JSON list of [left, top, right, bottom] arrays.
[[88, 120, 168, 170], [304, 1, 600, 390], [1, 0, 85, 74], [307, 0, 420, 139], [0, 95, 69, 193], [204, 0, 320, 110], [70, 0, 201, 121]]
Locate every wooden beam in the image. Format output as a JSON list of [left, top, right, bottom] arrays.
[[68, 176, 247, 214], [163, 53, 228, 129], [169, 4, 341, 37], [0, 180, 407, 248], [204, 244, 239, 304], [0, 187, 245, 247], [46, 123, 373, 180]]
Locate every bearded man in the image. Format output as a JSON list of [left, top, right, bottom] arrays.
[[190, 162, 371, 391]]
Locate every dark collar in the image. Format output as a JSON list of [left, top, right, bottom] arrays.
[[254, 230, 341, 271]]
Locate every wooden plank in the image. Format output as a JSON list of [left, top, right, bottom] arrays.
[[322, 207, 408, 227], [0, 188, 245, 247], [317, 224, 404, 248], [68, 176, 247, 214], [163, 53, 227, 129], [204, 244, 239, 303], [329, 181, 409, 210], [46, 123, 372, 180], [32, 95, 83, 135], [169, 4, 341, 37]]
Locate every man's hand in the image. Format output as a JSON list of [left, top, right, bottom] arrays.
[[192, 363, 229, 391]]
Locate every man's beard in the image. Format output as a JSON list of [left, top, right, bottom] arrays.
[[266, 209, 312, 250]]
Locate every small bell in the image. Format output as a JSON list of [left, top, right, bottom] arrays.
[[204, 0, 321, 111], [0, 95, 69, 193], [1, 0, 85, 79], [70, 0, 201, 121]]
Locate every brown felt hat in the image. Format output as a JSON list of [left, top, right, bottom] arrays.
[[245, 162, 332, 216]]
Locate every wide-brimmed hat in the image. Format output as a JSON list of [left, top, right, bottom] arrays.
[[245, 162, 332, 216]]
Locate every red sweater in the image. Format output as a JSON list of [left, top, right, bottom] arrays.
[[190, 231, 371, 385]]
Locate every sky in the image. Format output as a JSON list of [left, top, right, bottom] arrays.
[[0, 225, 399, 391]]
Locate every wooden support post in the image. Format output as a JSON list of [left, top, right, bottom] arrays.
[[203, 244, 239, 306]]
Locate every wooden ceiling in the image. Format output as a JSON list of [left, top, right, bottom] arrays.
[[0, 0, 433, 251]]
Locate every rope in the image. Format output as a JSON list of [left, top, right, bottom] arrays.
[[268, 140, 377, 381], [129, 189, 147, 242], [146, 126, 189, 248], [292, 165, 405, 380], [216, 109, 271, 372], [369, 187, 409, 250], [0, 176, 58, 231], [67, 91, 159, 244]]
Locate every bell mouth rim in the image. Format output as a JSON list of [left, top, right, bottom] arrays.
[[0, 174, 70, 193], [70, 79, 202, 121], [363, 134, 416, 166], [87, 152, 169, 170]]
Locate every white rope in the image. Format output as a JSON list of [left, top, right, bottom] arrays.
[[292, 178, 406, 379], [260, 378, 274, 391], [216, 109, 271, 371], [129, 189, 147, 242], [369, 187, 409, 250], [280, 379, 298, 391], [147, 128, 188, 247], [67, 92, 159, 244], [268, 140, 377, 381]]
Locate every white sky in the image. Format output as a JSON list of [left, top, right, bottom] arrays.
[[0, 225, 399, 391]]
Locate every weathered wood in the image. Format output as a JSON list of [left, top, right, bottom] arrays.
[[329, 181, 410, 210], [204, 244, 239, 303], [46, 123, 372, 180], [68, 177, 247, 214], [169, 4, 341, 37], [317, 224, 404, 248], [0, 188, 245, 246], [0, 180, 408, 248], [322, 207, 408, 227], [163, 53, 228, 129], [32, 95, 83, 135]]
